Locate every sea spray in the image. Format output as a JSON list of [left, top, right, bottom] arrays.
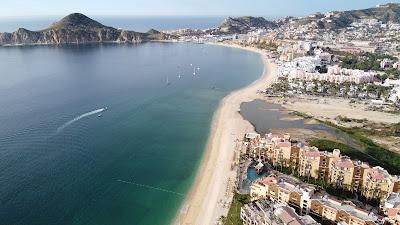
[[56, 108, 105, 133]]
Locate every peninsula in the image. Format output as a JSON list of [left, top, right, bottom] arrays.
[[0, 13, 175, 46]]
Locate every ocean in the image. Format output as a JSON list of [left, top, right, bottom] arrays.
[[0, 16, 224, 32], [0, 42, 263, 225]]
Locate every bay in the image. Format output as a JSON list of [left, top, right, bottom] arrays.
[[0, 42, 263, 225]]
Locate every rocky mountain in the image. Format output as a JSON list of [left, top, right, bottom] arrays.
[[340, 3, 400, 24], [0, 13, 174, 46], [215, 3, 400, 34], [217, 16, 277, 34], [287, 3, 400, 30]]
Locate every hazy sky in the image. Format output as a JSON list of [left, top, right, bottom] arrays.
[[2, 0, 400, 18]]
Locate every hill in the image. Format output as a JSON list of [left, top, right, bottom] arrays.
[[215, 3, 400, 33], [217, 16, 277, 34], [45, 13, 111, 31], [288, 3, 400, 30]]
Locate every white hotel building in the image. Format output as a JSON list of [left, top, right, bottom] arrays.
[[280, 57, 376, 84]]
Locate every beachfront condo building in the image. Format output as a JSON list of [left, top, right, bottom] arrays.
[[318, 150, 341, 181], [352, 161, 371, 193], [298, 146, 321, 179], [244, 132, 400, 206], [251, 176, 316, 216], [383, 192, 400, 224], [309, 193, 380, 225], [273, 141, 292, 168], [241, 199, 320, 225], [362, 166, 397, 200], [329, 157, 355, 190], [250, 176, 382, 225]]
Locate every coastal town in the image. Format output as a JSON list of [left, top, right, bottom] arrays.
[[169, 4, 400, 111], [169, 3, 400, 225], [1, 2, 400, 225]]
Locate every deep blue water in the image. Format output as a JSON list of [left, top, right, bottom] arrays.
[[0, 16, 223, 32], [0, 43, 263, 225]]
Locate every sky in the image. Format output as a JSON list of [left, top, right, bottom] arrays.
[[1, 0, 400, 18]]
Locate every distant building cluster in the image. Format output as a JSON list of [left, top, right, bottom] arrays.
[[268, 9, 400, 54], [279, 57, 377, 84], [243, 132, 400, 224]]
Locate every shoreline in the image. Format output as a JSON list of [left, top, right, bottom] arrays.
[[173, 42, 277, 225]]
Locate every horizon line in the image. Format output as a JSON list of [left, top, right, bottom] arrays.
[[0, 14, 283, 19]]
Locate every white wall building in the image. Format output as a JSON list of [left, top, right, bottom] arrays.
[[282, 63, 376, 84]]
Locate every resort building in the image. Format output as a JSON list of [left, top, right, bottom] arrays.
[[298, 146, 320, 179], [244, 133, 261, 148], [318, 149, 341, 181], [251, 176, 315, 215], [351, 161, 370, 192], [362, 166, 396, 201], [383, 192, 400, 224], [241, 200, 320, 225], [250, 176, 382, 225], [289, 145, 301, 172], [244, 132, 400, 211], [244, 132, 289, 160], [250, 176, 279, 200], [273, 141, 292, 168], [329, 157, 355, 190], [309, 193, 381, 225], [282, 63, 377, 84]]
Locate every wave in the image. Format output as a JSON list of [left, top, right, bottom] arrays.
[[56, 108, 105, 133]]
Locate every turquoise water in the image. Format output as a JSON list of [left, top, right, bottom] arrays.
[[246, 164, 269, 188], [0, 43, 263, 225]]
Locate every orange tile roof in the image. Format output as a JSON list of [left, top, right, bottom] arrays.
[[261, 176, 278, 185], [277, 142, 291, 148], [387, 208, 399, 218], [335, 160, 354, 168], [303, 151, 320, 157]]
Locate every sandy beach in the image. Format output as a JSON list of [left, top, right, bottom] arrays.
[[173, 43, 277, 225]]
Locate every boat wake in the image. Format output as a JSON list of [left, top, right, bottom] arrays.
[[56, 108, 106, 133], [115, 179, 184, 197]]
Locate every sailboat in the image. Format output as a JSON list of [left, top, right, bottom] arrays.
[[193, 66, 200, 76], [166, 76, 171, 85]]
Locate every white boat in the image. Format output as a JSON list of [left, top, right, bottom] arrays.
[[166, 76, 171, 85]]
